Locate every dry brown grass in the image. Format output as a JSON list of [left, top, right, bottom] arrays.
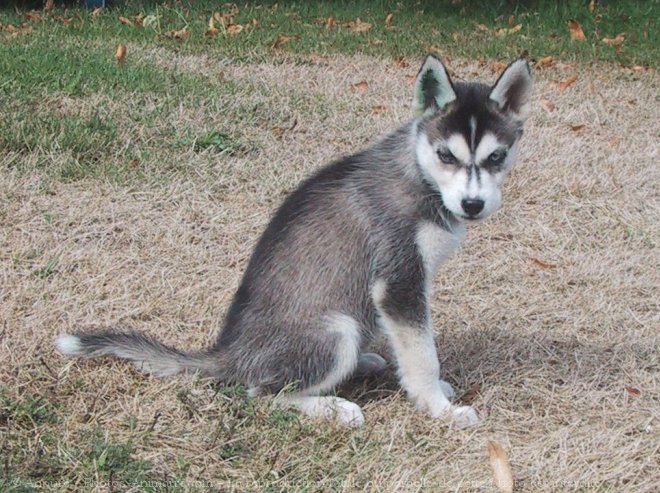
[[1, 54, 658, 492]]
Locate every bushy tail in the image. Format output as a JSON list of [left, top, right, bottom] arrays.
[[54, 331, 223, 378]]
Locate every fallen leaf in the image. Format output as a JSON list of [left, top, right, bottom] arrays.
[[115, 44, 127, 65], [52, 14, 72, 25], [451, 31, 458, 41], [351, 80, 369, 91], [458, 383, 482, 404], [555, 75, 578, 91], [226, 24, 243, 34], [570, 124, 586, 132], [44, 0, 54, 12], [251, 18, 259, 27], [325, 16, 336, 29], [128, 158, 140, 167], [491, 61, 508, 72], [118, 16, 133, 26], [393, 56, 409, 69], [625, 386, 641, 396], [270, 33, 291, 49], [347, 18, 372, 33], [631, 65, 646, 72], [475, 23, 489, 32], [487, 441, 514, 493], [508, 15, 515, 27], [371, 105, 387, 114], [589, 0, 596, 13], [385, 13, 393, 26], [530, 257, 556, 269], [568, 20, 585, 41], [534, 55, 554, 69], [164, 27, 190, 40], [25, 10, 43, 22], [91, 7, 103, 18], [205, 15, 219, 37], [541, 98, 556, 112], [602, 33, 625, 46], [495, 24, 522, 36], [133, 13, 144, 26]]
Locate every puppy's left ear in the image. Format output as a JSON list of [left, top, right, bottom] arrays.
[[489, 58, 533, 121]]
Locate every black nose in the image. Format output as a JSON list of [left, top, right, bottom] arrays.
[[461, 198, 485, 216]]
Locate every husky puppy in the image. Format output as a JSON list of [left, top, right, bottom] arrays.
[[55, 56, 532, 428]]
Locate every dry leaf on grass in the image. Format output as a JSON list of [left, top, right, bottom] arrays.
[[487, 441, 514, 493], [351, 81, 368, 91], [91, 7, 103, 18], [554, 75, 578, 91], [602, 33, 625, 47], [393, 56, 409, 69], [324, 16, 337, 29], [44, 0, 54, 11], [118, 16, 133, 26], [25, 11, 43, 22], [568, 19, 586, 41], [371, 105, 387, 114], [495, 24, 522, 36], [226, 24, 243, 34], [270, 34, 291, 49], [530, 257, 556, 269], [458, 383, 482, 404], [625, 386, 641, 396], [540, 99, 556, 112], [347, 18, 372, 33], [589, 0, 596, 13], [385, 13, 393, 26], [115, 44, 127, 65], [570, 124, 586, 132], [205, 15, 219, 37], [535, 56, 554, 69], [491, 61, 508, 72], [475, 23, 490, 32], [164, 27, 190, 40], [451, 31, 458, 41]]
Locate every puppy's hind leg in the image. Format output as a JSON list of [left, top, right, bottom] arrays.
[[274, 313, 365, 427]]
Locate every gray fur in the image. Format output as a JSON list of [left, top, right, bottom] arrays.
[[55, 56, 532, 427]]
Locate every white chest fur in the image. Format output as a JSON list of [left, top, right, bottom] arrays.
[[415, 221, 464, 279]]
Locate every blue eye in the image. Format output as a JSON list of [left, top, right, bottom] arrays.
[[437, 150, 458, 164]]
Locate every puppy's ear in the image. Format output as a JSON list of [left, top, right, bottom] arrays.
[[412, 55, 456, 117], [489, 58, 533, 121]]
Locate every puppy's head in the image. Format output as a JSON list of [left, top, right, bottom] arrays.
[[412, 56, 533, 221]]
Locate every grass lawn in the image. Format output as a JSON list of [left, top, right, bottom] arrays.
[[1, 1, 658, 492]]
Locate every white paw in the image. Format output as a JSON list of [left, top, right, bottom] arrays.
[[450, 405, 480, 429], [328, 398, 365, 427], [438, 379, 456, 400]]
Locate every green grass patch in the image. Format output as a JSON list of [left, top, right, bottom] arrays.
[[3, 1, 655, 66]]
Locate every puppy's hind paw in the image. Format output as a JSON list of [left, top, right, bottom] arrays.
[[450, 405, 480, 429]]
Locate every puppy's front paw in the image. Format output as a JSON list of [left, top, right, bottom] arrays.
[[438, 379, 456, 400], [450, 405, 479, 428]]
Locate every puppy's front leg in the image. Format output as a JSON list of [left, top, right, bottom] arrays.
[[372, 278, 479, 428]]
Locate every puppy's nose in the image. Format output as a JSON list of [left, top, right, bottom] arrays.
[[461, 198, 485, 216]]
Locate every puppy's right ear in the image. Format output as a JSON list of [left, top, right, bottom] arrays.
[[411, 55, 456, 117]]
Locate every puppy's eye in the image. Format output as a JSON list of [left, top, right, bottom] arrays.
[[437, 150, 458, 164], [486, 149, 507, 166]]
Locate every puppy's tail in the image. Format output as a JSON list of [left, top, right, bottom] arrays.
[[54, 331, 224, 378]]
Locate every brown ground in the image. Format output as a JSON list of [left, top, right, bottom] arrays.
[[1, 54, 658, 492]]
